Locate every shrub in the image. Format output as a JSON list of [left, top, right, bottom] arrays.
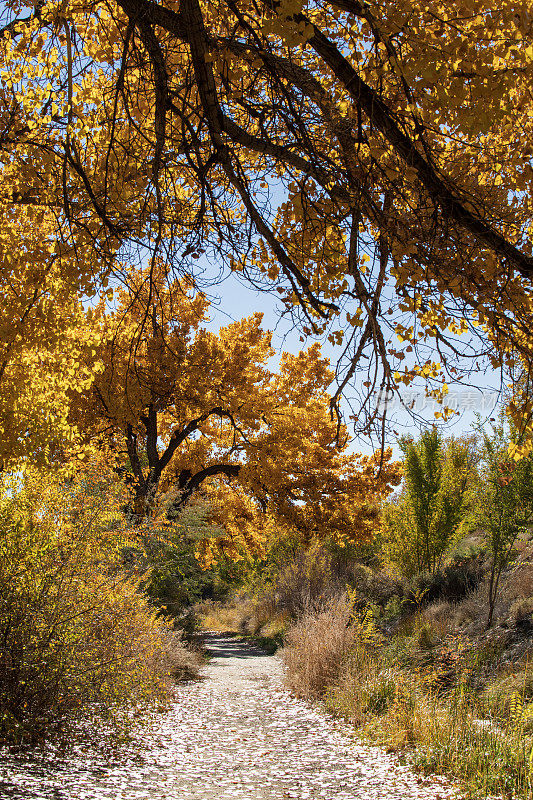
[[270, 543, 346, 618], [502, 561, 533, 603], [474, 418, 533, 627], [138, 502, 227, 622], [510, 597, 533, 629], [452, 582, 492, 627], [327, 638, 533, 798], [0, 466, 198, 744], [150, 629, 202, 682], [405, 552, 484, 607], [418, 601, 454, 639], [266, 541, 403, 623], [349, 563, 403, 606]]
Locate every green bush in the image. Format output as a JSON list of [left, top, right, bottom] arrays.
[[405, 552, 484, 606], [139, 505, 227, 621]]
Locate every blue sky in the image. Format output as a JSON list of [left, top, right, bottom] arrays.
[[203, 270, 502, 457]]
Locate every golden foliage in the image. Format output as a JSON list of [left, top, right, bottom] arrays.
[[68, 267, 400, 550], [2, 0, 533, 447]]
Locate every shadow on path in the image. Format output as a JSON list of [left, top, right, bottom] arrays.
[[202, 632, 269, 660]]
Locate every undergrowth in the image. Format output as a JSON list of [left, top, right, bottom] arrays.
[[283, 596, 533, 799]]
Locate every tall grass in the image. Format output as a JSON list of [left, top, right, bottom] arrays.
[[282, 595, 358, 698], [411, 699, 533, 799]]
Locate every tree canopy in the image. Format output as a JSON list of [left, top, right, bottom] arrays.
[[1, 0, 533, 459], [69, 266, 400, 533]]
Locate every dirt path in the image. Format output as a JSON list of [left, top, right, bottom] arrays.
[[0, 633, 460, 799]]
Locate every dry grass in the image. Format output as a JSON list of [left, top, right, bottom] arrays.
[[195, 599, 246, 632], [443, 559, 533, 631], [502, 562, 533, 603], [280, 593, 533, 798], [271, 546, 346, 618], [195, 596, 262, 633], [195, 597, 286, 651], [418, 600, 455, 639], [356, 678, 533, 799], [282, 595, 358, 699], [452, 580, 496, 628]]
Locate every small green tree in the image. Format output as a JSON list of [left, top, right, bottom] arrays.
[[476, 420, 533, 628], [139, 502, 227, 619], [381, 429, 476, 578]]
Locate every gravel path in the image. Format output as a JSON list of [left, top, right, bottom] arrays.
[[0, 633, 461, 799]]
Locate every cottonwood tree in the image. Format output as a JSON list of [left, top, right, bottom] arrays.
[[2, 0, 533, 451], [69, 266, 400, 525], [0, 202, 103, 469]]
